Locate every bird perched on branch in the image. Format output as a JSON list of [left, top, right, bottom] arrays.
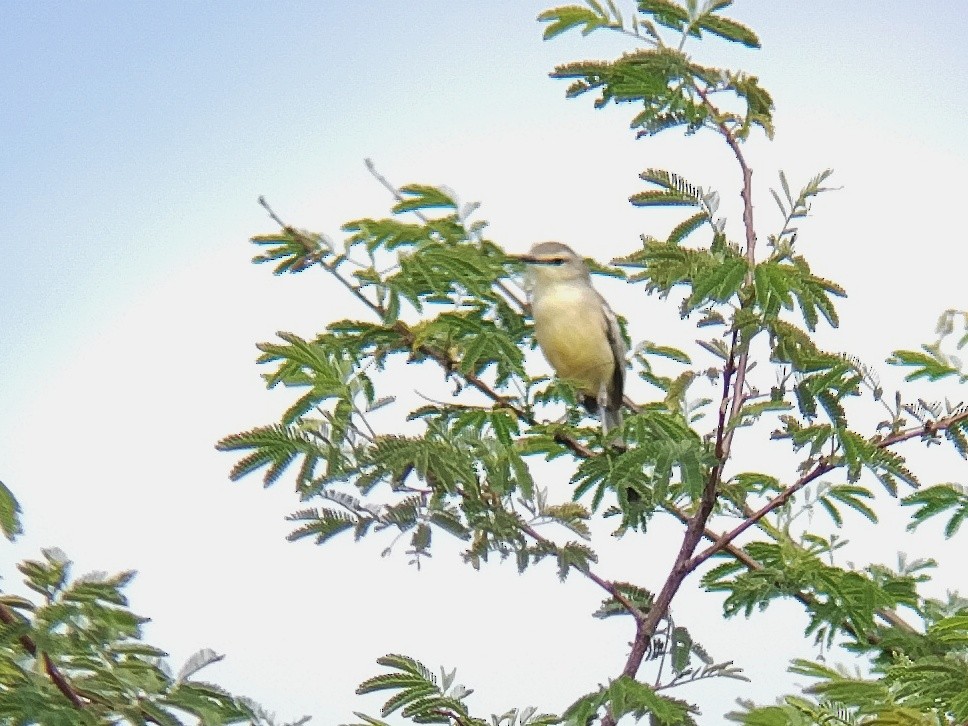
[[514, 241, 626, 433]]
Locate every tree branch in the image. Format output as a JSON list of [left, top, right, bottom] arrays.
[[688, 459, 830, 571], [0, 601, 84, 709], [693, 84, 756, 265], [517, 520, 644, 621], [261, 129, 959, 716], [595, 83, 762, 722], [615, 328, 745, 685], [688, 406, 968, 570]]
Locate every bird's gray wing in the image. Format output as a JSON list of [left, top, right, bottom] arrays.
[[598, 292, 626, 422]]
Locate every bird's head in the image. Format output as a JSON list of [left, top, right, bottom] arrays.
[[513, 241, 590, 285]]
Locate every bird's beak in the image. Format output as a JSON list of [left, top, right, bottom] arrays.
[[510, 253, 542, 264], [510, 253, 566, 266]]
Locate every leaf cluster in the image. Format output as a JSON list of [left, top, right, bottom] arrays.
[[703, 539, 928, 648], [344, 654, 558, 726], [542, 1, 771, 139], [730, 616, 968, 725], [0, 548, 295, 725]]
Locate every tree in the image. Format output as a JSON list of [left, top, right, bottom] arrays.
[[6, 1, 964, 724], [219, 1, 968, 724]]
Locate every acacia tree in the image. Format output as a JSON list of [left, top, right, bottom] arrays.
[[218, 2, 968, 724]]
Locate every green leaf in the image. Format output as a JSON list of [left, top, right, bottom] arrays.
[[671, 626, 692, 673], [728, 704, 792, 726], [606, 675, 694, 723], [822, 484, 878, 524], [593, 582, 655, 619], [630, 190, 701, 207], [552, 48, 712, 137], [668, 211, 708, 243], [0, 479, 23, 541], [250, 228, 330, 274], [639, 342, 692, 364], [686, 255, 747, 309], [888, 348, 961, 381], [636, 0, 689, 33], [753, 261, 794, 317], [695, 13, 760, 48], [216, 423, 321, 487], [537, 4, 613, 39], [636, 168, 705, 206], [903, 483, 968, 537], [287, 508, 357, 545], [391, 185, 457, 214], [342, 217, 430, 253]]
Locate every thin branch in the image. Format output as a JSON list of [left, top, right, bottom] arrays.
[[660, 504, 915, 637], [258, 196, 387, 319], [267, 142, 952, 702], [689, 407, 968, 570], [616, 331, 743, 682], [256, 194, 289, 230], [877, 408, 968, 447], [598, 78, 762, 713], [0, 602, 84, 709], [653, 617, 674, 688], [689, 459, 831, 571], [517, 520, 644, 621], [693, 84, 757, 266]]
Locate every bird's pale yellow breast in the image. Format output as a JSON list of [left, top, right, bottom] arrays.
[[531, 283, 614, 395]]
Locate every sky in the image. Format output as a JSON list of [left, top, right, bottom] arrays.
[[2, 1, 968, 723]]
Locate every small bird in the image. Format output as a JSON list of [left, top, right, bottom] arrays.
[[514, 242, 626, 433]]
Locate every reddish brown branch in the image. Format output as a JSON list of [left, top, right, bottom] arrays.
[[878, 409, 968, 448], [616, 328, 745, 684], [693, 84, 756, 265], [688, 406, 968, 570], [660, 504, 915, 636], [688, 459, 831, 570], [0, 602, 84, 709], [595, 82, 763, 724], [267, 140, 955, 715]]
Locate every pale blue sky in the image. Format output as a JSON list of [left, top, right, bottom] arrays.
[[2, 2, 968, 723], [3, 1, 967, 407]]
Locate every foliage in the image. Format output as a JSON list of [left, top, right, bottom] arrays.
[[889, 309, 968, 384], [341, 653, 559, 726], [215, 1, 967, 725], [0, 530, 302, 725]]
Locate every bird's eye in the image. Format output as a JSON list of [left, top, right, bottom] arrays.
[[548, 257, 567, 266]]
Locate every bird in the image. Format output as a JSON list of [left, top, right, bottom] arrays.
[[514, 241, 626, 433]]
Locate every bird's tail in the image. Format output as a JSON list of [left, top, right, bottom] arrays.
[[602, 405, 623, 434]]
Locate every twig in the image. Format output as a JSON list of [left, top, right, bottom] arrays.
[[653, 617, 674, 688], [689, 459, 831, 571], [259, 196, 387, 319], [688, 406, 968, 569], [877, 409, 968, 447], [615, 324, 750, 686], [274, 138, 953, 712], [257, 195, 288, 230], [0, 602, 85, 708], [518, 520, 644, 621]]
